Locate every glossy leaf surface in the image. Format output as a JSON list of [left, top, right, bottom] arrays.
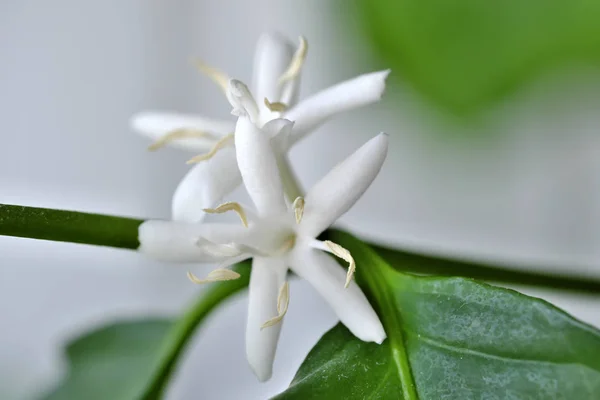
[[276, 231, 600, 399]]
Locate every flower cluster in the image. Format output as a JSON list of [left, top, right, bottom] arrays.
[[133, 33, 390, 381]]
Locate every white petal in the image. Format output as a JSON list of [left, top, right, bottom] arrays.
[[251, 33, 295, 104], [284, 70, 390, 145], [233, 218, 295, 257], [130, 112, 234, 152], [246, 256, 288, 381], [234, 117, 287, 215], [228, 80, 260, 124], [267, 118, 294, 153], [289, 246, 385, 343], [172, 147, 241, 222], [301, 133, 389, 237], [137, 220, 246, 263]]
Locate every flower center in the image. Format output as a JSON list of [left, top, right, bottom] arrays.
[[275, 233, 296, 256]]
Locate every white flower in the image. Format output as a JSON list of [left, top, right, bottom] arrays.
[[131, 32, 390, 222], [138, 117, 389, 381]]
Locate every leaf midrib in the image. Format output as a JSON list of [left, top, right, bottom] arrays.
[[367, 261, 419, 400]]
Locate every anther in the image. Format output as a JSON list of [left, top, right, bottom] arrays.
[[187, 134, 234, 164], [278, 36, 308, 85], [187, 269, 240, 284], [292, 197, 305, 224], [261, 281, 290, 329], [264, 98, 288, 112], [194, 60, 229, 94], [202, 201, 249, 227], [147, 129, 217, 151], [323, 241, 356, 288]]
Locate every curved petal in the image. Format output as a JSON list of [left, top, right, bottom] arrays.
[[130, 111, 234, 152], [284, 70, 390, 145], [137, 220, 246, 263], [246, 256, 288, 381], [251, 32, 295, 105], [172, 147, 241, 222], [301, 133, 389, 237], [289, 246, 385, 344], [234, 117, 287, 215]]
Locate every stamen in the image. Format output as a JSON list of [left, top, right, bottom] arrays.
[[292, 197, 305, 224], [202, 201, 249, 227], [261, 281, 290, 329], [186, 133, 233, 164], [264, 98, 288, 112], [187, 268, 240, 284], [319, 240, 356, 288], [278, 36, 308, 85], [194, 60, 229, 94], [147, 129, 217, 151]]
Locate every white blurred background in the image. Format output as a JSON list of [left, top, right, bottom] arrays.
[[1, 1, 599, 399]]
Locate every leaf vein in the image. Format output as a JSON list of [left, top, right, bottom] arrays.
[[407, 330, 600, 370]]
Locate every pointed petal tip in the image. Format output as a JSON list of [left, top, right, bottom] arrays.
[[246, 330, 276, 382], [355, 321, 387, 345], [257, 31, 294, 47], [129, 111, 155, 133], [373, 335, 387, 345], [372, 69, 391, 98], [373, 329, 387, 345], [366, 132, 389, 155], [376, 132, 389, 150], [130, 111, 186, 133], [249, 362, 273, 382]]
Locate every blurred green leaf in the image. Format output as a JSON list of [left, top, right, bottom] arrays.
[[44, 319, 172, 400], [276, 231, 600, 399], [356, 0, 600, 115], [43, 263, 251, 400]]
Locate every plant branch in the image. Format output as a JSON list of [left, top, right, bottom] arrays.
[[0, 203, 142, 250], [2, 204, 600, 294], [140, 263, 251, 399]]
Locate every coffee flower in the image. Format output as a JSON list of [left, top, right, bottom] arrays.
[[131, 33, 389, 222], [138, 117, 389, 381]]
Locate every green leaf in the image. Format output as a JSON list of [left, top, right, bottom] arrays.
[[370, 239, 600, 294], [44, 263, 251, 400], [44, 319, 173, 400], [276, 232, 600, 399], [354, 0, 600, 115]]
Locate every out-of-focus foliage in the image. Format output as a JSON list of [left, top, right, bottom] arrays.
[[44, 320, 173, 400], [354, 0, 600, 115], [43, 263, 251, 400]]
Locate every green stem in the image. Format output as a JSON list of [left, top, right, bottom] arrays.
[[140, 263, 251, 399], [0, 204, 142, 249], [369, 240, 600, 294], [2, 204, 600, 295]]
